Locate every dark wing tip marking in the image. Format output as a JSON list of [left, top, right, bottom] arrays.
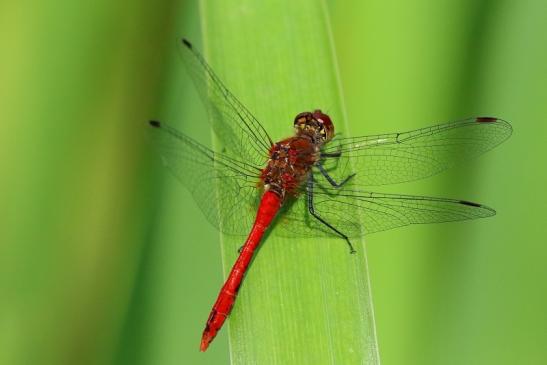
[[149, 120, 161, 128], [475, 116, 513, 140], [182, 38, 192, 49], [476, 117, 498, 123], [459, 200, 482, 207], [459, 200, 497, 217]]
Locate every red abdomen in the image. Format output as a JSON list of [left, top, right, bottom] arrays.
[[200, 190, 282, 351]]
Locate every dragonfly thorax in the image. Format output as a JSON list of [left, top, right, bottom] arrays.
[[261, 136, 320, 198], [293, 110, 334, 144]]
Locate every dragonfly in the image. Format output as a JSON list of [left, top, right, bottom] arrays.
[[149, 39, 512, 352]]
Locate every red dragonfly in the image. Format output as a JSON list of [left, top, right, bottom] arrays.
[[149, 39, 512, 351]]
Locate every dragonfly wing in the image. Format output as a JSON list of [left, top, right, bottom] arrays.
[[273, 194, 332, 238], [320, 117, 512, 186], [274, 180, 495, 239], [179, 39, 273, 167], [149, 121, 262, 236]]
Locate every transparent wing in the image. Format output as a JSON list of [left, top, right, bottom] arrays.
[[320, 117, 512, 186], [179, 39, 273, 166], [274, 179, 495, 239], [149, 121, 262, 235]]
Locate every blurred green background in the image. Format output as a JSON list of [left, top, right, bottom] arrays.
[[2, 0, 546, 364]]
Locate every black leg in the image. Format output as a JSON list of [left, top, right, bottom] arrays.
[[307, 174, 356, 254], [320, 151, 342, 158], [316, 163, 355, 188]]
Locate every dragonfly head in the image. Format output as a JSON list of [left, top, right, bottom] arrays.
[[293, 110, 334, 143]]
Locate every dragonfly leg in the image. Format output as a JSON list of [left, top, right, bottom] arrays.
[[316, 163, 355, 189], [320, 151, 341, 158], [307, 175, 356, 254]]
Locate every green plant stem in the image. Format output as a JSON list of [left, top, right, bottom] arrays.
[[200, 0, 380, 363]]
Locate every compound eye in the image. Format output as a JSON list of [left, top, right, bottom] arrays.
[[294, 112, 312, 126], [311, 110, 334, 139]]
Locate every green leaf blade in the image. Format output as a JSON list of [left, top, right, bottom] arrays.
[[200, 0, 380, 364]]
